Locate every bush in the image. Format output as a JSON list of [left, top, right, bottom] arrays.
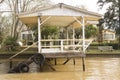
[[108, 43, 119, 49], [90, 42, 119, 49], [4, 36, 18, 51], [0, 32, 3, 44]]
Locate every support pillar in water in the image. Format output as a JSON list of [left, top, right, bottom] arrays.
[[9, 59, 13, 69], [82, 57, 85, 71]]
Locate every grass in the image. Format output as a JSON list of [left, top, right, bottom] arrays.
[[0, 51, 37, 54], [86, 49, 120, 54], [0, 47, 37, 54]]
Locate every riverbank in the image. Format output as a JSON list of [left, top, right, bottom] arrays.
[[0, 52, 120, 59]]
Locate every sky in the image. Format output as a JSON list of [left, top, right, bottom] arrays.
[[51, 0, 109, 14]]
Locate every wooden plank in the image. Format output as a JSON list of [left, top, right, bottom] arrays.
[[42, 52, 86, 58]]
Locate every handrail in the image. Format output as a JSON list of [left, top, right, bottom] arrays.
[[40, 39, 92, 41], [84, 39, 93, 50]]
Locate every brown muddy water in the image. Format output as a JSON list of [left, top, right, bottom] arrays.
[[0, 57, 120, 80]]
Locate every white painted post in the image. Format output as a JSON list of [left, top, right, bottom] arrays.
[[38, 16, 41, 53], [82, 16, 85, 53], [67, 27, 69, 45], [72, 27, 75, 50], [61, 40, 63, 52], [82, 16, 86, 71]]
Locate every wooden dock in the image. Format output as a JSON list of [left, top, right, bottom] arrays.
[[42, 52, 86, 58]]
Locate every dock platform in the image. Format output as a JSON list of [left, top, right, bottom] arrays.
[[42, 52, 85, 58]]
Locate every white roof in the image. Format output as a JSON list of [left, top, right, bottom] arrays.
[[18, 3, 102, 27]]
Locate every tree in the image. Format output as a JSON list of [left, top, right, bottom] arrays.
[[85, 25, 98, 38], [0, 0, 51, 49], [97, 0, 120, 48], [30, 25, 59, 42], [1, 0, 51, 39], [41, 25, 59, 39], [98, 0, 119, 29], [97, 19, 104, 43], [4, 36, 18, 51], [0, 0, 3, 3], [0, 14, 12, 44], [75, 25, 98, 39], [0, 13, 3, 44], [0, 28, 3, 44]]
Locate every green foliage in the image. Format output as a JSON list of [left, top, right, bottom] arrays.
[[97, 0, 119, 48], [90, 42, 119, 50], [31, 25, 59, 41], [75, 28, 82, 38], [41, 25, 59, 39], [0, 15, 12, 44], [0, 0, 52, 41], [4, 36, 18, 51], [98, 0, 119, 33], [85, 25, 98, 38], [0, 31, 3, 44], [4, 36, 16, 45], [75, 25, 98, 38], [30, 25, 38, 42]]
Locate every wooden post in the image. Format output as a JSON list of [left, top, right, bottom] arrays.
[[9, 59, 13, 69], [73, 16, 86, 71], [73, 58, 75, 65], [54, 58, 57, 65], [39, 64, 43, 72], [82, 57, 85, 71], [63, 58, 71, 65]]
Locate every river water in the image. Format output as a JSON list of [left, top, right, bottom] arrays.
[[0, 57, 120, 80]]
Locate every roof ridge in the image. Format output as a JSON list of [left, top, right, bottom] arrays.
[[18, 3, 102, 17]]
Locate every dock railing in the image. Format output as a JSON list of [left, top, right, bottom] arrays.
[[9, 39, 93, 60], [40, 39, 93, 51]]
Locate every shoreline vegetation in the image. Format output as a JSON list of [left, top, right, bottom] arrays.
[[0, 43, 120, 59], [0, 47, 120, 54], [0, 50, 120, 54], [0, 49, 120, 59]]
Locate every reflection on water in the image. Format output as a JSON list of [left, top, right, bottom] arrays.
[[0, 57, 120, 80]]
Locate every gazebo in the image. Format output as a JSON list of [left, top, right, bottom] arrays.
[[10, 3, 102, 71]]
